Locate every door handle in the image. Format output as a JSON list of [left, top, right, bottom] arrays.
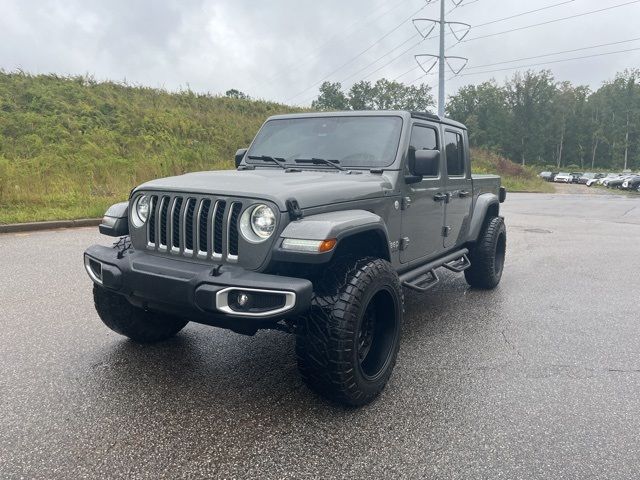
[[459, 190, 470, 198], [433, 193, 447, 202]]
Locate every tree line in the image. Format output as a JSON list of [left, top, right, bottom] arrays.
[[312, 69, 640, 170]]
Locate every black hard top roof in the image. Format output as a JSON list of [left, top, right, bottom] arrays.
[[268, 110, 467, 130]]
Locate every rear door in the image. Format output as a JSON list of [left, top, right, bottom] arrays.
[[443, 128, 473, 249], [400, 123, 446, 263]]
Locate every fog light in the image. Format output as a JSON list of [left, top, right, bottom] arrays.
[[237, 293, 250, 307]]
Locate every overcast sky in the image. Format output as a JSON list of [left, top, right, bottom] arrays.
[[1, 0, 639, 107]]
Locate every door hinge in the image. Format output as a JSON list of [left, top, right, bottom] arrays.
[[442, 226, 451, 238], [401, 197, 412, 210], [400, 237, 410, 251]]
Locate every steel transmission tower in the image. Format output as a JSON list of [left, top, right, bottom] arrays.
[[438, 0, 446, 117], [413, 0, 470, 116]]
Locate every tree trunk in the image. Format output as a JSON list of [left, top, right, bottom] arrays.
[[591, 107, 599, 170], [556, 115, 565, 168], [623, 111, 630, 171]]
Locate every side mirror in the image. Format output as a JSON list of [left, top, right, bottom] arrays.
[[410, 149, 440, 177], [99, 201, 129, 237], [235, 148, 248, 168]]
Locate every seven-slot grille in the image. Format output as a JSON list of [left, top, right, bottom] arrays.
[[145, 194, 243, 262]]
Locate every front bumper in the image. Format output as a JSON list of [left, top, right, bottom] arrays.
[[84, 244, 313, 334]]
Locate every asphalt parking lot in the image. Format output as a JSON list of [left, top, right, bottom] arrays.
[[1, 192, 639, 479]]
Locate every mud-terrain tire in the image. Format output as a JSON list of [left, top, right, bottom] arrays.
[[296, 257, 403, 407], [465, 216, 506, 289], [93, 285, 188, 343]]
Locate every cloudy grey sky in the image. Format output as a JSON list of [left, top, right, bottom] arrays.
[[1, 0, 639, 107]]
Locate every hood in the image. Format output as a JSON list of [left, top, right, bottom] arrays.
[[135, 168, 395, 211]]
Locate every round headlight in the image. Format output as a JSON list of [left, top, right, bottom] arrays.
[[131, 195, 149, 228], [240, 204, 276, 242]]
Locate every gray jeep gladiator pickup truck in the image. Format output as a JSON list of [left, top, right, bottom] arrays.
[[84, 111, 506, 406]]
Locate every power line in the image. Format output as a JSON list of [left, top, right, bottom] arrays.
[[471, 0, 577, 30], [296, 35, 425, 106], [304, 0, 588, 102], [297, 0, 640, 105], [342, 36, 424, 83], [447, 0, 481, 15], [266, 0, 414, 84], [463, 36, 640, 71], [284, 2, 432, 103], [407, 36, 640, 80], [461, 0, 640, 44], [377, 0, 587, 83], [401, 0, 640, 79], [452, 46, 640, 77]]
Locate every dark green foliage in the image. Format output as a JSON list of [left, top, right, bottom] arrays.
[[225, 89, 249, 100], [447, 69, 640, 170], [311, 82, 350, 110], [0, 72, 298, 223], [312, 79, 434, 111]]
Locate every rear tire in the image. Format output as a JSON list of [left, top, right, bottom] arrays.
[[93, 285, 188, 343], [296, 257, 403, 407], [465, 216, 506, 289]]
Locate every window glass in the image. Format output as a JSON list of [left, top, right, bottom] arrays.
[[247, 116, 403, 168], [408, 125, 439, 177], [445, 131, 465, 177]]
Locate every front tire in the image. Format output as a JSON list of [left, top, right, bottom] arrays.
[[465, 216, 506, 289], [296, 257, 404, 407], [93, 285, 188, 343]]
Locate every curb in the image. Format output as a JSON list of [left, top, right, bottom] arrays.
[[0, 218, 101, 234]]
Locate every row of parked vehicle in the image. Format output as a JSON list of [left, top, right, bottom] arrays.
[[538, 171, 640, 191]]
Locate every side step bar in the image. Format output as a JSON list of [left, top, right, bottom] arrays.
[[399, 248, 469, 293]]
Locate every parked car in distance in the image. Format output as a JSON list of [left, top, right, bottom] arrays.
[[622, 174, 640, 190], [579, 172, 599, 184], [609, 174, 634, 189], [607, 174, 635, 189], [539, 171, 556, 182], [570, 172, 583, 183], [600, 173, 620, 186], [554, 172, 573, 183]]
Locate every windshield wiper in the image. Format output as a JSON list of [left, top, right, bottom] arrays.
[[247, 155, 287, 169], [294, 157, 347, 172]]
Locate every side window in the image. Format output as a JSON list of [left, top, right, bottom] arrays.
[[409, 125, 439, 177], [445, 131, 465, 177]]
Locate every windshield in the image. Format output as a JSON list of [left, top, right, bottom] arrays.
[[558, 172, 569, 176], [247, 116, 403, 168]]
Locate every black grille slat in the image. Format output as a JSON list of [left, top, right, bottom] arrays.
[[172, 197, 183, 249], [198, 200, 211, 254], [144, 194, 247, 263], [213, 201, 226, 255], [148, 196, 158, 244], [228, 203, 242, 257], [159, 197, 169, 247], [185, 199, 196, 252]]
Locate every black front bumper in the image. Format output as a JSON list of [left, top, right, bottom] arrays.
[[84, 244, 313, 334]]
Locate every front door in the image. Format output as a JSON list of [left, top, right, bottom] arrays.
[[400, 123, 446, 263], [443, 129, 473, 248]]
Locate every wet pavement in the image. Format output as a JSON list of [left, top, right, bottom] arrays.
[[1, 192, 639, 479]]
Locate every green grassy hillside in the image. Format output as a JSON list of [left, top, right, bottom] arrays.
[[0, 72, 298, 223], [471, 148, 554, 193], [0, 73, 548, 224]]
